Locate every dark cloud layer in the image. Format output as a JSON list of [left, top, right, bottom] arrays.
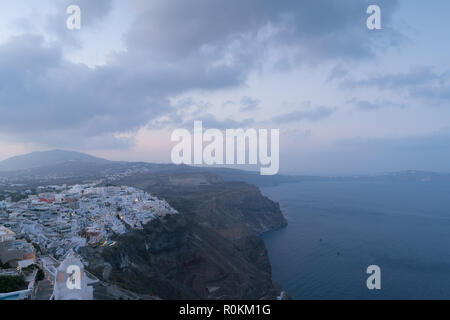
[[0, 34, 169, 145], [128, 0, 399, 60], [0, 0, 400, 148]]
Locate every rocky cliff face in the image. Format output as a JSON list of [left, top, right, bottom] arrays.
[[82, 172, 288, 300]]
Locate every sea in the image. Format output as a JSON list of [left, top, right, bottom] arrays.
[[261, 180, 450, 299]]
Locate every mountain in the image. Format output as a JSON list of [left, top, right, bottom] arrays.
[[0, 150, 110, 172], [0, 150, 302, 188]]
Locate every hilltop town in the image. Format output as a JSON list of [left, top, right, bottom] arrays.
[[0, 183, 178, 300]]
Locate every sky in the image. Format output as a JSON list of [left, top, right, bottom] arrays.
[[0, 0, 450, 175]]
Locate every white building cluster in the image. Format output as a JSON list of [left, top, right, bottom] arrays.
[[0, 184, 178, 259]]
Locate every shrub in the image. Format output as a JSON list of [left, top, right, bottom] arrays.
[[0, 275, 27, 293], [36, 269, 45, 282]]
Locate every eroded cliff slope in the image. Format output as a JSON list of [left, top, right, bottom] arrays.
[[82, 172, 287, 300]]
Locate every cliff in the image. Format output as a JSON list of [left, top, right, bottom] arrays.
[[82, 172, 288, 300]]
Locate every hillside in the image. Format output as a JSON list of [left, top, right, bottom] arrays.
[[81, 173, 288, 299], [0, 150, 109, 172]]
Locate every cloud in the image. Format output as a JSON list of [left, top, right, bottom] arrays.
[[327, 65, 350, 82], [343, 66, 450, 106], [348, 98, 405, 111], [273, 106, 335, 124], [345, 66, 445, 90], [410, 83, 450, 103], [185, 114, 254, 130], [0, 34, 170, 147], [45, 0, 114, 44], [127, 0, 400, 62], [0, 0, 402, 150], [240, 96, 260, 111], [282, 128, 312, 138]]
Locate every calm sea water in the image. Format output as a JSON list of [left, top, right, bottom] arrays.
[[261, 180, 450, 300]]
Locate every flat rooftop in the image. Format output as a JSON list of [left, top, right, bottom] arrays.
[[0, 226, 15, 236]]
